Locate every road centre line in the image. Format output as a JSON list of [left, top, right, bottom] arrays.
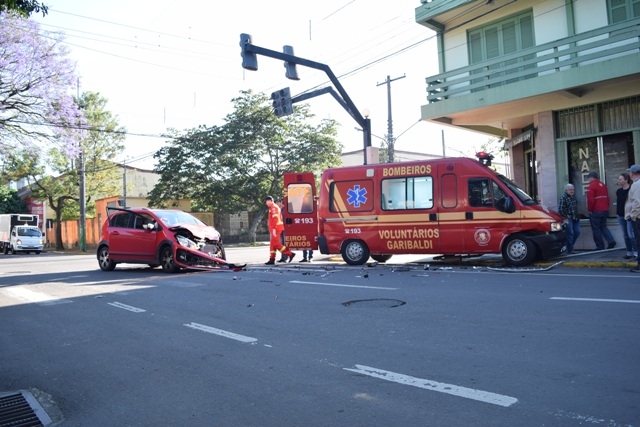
[[344, 364, 518, 407], [289, 280, 397, 290], [550, 297, 640, 304], [108, 302, 146, 312], [184, 322, 258, 343]]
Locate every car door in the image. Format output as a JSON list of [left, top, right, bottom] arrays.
[[108, 211, 157, 261], [129, 213, 159, 260]]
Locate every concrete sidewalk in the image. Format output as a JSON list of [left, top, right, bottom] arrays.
[[404, 247, 637, 269]]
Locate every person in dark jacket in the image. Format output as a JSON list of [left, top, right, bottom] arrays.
[[586, 171, 616, 250], [558, 183, 580, 253]]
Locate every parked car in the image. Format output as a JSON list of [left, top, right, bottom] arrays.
[[97, 207, 243, 273]]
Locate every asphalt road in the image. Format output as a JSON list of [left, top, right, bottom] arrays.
[[0, 249, 638, 426]]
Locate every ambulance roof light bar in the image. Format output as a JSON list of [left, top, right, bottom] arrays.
[[476, 151, 494, 166]]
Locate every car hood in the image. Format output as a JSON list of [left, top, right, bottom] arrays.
[[169, 223, 221, 240]]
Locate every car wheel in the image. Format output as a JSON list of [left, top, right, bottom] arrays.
[[502, 235, 537, 266], [97, 246, 116, 271], [161, 246, 179, 273], [35, 251, 41, 255], [370, 254, 393, 263], [341, 239, 370, 265]]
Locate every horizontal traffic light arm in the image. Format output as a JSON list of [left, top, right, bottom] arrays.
[[291, 87, 352, 121], [244, 42, 368, 131]]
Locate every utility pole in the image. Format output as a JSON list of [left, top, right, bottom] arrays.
[[377, 74, 405, 163], [122, 160, 127, 208], [78, 149, 86, 252]]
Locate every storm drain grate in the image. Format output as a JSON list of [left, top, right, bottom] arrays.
[[0, 390, 52, 427]]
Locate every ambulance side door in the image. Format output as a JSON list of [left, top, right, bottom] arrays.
[[283, 172, 319, 251], [464, 177, 515, 253], [437, 166, 466, 254]]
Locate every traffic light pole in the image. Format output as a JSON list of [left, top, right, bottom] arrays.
[[241, 35, 372, 165]]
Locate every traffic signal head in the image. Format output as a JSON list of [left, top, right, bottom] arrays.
[[240, 33, 258, 71], [271, 88, 293, 118], [283, 45, 299, 80]]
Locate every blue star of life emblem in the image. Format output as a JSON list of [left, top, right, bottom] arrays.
[[347, 185, 367, 208]]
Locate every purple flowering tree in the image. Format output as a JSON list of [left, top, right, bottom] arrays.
[[0, 11, 84, 159]]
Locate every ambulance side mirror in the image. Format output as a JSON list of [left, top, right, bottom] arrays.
[[499, 196, 516, 214]]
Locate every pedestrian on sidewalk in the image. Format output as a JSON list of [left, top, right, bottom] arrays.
[[264, 196, 295, 265], [616, 173, 637, 259], [558, 183, 580, 254], [625, 165, 640, 273], [586, 171, 616, 250]]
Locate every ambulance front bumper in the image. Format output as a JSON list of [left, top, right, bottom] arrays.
[[529, 230, 567, 259]]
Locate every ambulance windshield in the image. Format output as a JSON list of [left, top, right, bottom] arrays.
[[497, 174, 537, 205]]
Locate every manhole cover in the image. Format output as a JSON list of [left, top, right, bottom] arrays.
[[342, 298, 406, 308]]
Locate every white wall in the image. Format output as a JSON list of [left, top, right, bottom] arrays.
[[533, 0, 568, 44], [574, 0, 608, 33]]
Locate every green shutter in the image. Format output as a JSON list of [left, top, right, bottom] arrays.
[[608, 0, 640, 23]]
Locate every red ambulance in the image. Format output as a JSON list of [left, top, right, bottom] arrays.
[[283, 155, 566, 266]]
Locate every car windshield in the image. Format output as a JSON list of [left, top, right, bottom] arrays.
[[153, 210, 205, 226], [17, 227, 40, 237]]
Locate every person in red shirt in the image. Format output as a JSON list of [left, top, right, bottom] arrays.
[[586, 171, 616, 250], [264, 196, 295, 265]]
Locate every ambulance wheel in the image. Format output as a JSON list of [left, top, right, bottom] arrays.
[[341, 239, 370, 265], [371, 255, 392, 263], [502, 235, 536, 266]]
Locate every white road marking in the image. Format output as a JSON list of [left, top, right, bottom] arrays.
[[183, 322, 258, 343], [289, 280, 397, 290], [107, 302, 146, 313], [550, 297, 640, 304], [344, 364, 518, 407], [1, 287, 72, 306]]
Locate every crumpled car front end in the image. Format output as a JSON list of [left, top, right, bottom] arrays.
[[170, 224, 244, 271]]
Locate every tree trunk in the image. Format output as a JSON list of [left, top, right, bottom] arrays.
[[248, 206, 267, 243], [53, 206, 64, 251]]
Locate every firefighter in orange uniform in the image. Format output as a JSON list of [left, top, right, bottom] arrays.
[[264, 196, 295, 265]]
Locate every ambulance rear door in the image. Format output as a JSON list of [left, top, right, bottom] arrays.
[[283, 172, 319, 251]]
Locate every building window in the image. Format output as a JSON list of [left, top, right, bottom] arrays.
[[556, 96, 640, 139], [468, 10, 535, 89], [608, 0, 640, 23]]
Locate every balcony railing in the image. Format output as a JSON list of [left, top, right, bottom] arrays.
[[426, 18, 640, 103]]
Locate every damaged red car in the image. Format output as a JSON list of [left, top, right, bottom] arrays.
[[97, 207, 244, 273]]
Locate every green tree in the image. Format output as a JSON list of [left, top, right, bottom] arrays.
[[149, 90, 342, 241], [8, 92, 125, 250], [0, 186, 26, 213], [0, 0, 48, 17]]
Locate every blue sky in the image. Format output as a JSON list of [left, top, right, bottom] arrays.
[[33, 0, 489, 169]]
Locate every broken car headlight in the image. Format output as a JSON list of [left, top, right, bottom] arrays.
[[176, 235, 199, 250]]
